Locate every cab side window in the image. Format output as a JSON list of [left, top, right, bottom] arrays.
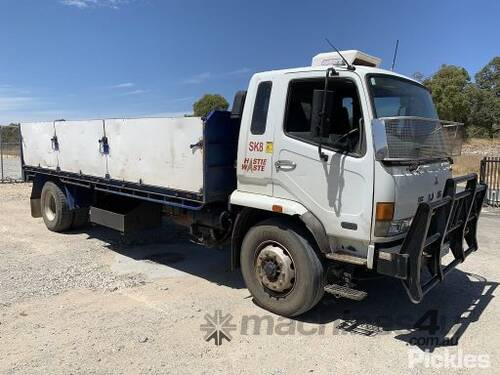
[[284, 78, 363, 154], [250, 81, 273, 135]]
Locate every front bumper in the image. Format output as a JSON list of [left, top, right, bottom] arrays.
[[375, 174, 487, 303]]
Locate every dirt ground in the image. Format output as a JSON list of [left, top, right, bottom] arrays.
[[0, 183, 499, 375], [453, 138, 500, 176]]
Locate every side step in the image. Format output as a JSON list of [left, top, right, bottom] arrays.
[[324, 284, 367, 301], [325, 251, 367, 266]]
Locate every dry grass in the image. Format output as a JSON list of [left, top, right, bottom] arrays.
[[452, 138, 500, 176], [461, 138, 500, 154], [452, 154, 483, 175], [1, 149, 21, 157]]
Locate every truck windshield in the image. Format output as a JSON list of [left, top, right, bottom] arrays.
[[368, 75, 438, 119], [368, 75, 463, 161]]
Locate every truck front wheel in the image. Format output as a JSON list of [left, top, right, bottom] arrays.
[[240, 218, 325, 317], [40, 181, 73, 232]]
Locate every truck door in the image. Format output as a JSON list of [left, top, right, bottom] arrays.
[[272, 72, 374, 250], [236, 78, 275, 196]]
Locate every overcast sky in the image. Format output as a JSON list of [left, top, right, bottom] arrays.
[[0, 0, 498, 123]]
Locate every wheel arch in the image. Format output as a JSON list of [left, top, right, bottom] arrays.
[[30, 174, 93, 218], [229, 192, 331, 270]]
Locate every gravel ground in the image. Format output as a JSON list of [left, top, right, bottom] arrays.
[[0, 183, 499, 374]]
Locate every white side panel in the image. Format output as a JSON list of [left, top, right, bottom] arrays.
[[20, 122, 58, 169], [55, 120, 107, 177], [105, 117, 204, 193]]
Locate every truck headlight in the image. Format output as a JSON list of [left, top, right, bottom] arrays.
[[374, 202, 412, 237], [375, 217, 413, 237]]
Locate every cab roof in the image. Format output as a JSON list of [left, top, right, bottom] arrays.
[[252, 65, 421, 86]]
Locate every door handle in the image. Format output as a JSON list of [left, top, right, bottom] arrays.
[[275, 160, 297, 171]]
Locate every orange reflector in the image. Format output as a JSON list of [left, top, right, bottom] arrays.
[[272, 205, 283, 213], [376, 202, 394, 221]]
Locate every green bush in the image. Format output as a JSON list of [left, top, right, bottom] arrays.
[[192, 94, 229, 118]]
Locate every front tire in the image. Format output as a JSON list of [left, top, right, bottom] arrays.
[[240, 218, 325, 317], [40, 181, 73, 232]]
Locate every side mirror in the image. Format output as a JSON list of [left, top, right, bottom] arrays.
[[231, 90, 247, 120], [372, 119, 389, 160], [311, 89, 334, 138]]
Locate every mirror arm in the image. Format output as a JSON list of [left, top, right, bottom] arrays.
[[358, 117, 365, 154], [318, 67, 337, 162]]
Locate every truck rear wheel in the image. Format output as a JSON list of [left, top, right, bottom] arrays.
[[240, 218, 325, 317], [40, 181, 73, 232]]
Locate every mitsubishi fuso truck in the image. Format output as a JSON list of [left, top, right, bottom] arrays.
[[19, 50, 487, 317]]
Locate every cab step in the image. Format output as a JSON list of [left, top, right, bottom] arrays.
[[325, 251, 367, 266], [324, 284, 367, 301]]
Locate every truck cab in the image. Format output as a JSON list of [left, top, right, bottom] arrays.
[[233, 51, 449, 263], [230, 50, 485, 315]]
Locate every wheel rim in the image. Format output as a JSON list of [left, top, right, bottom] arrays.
[[44, 193, 56, 222], [254, 241, 296, 297]]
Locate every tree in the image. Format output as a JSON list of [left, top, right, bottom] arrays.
[[423, 65, 471, 124], [466, 85, 499, 137], [192, 94, 229, 118], [466, 58, 500, 137], [0, 123, 20, 143], [475, 57, 500, 97], [413, 58, 499, 138]]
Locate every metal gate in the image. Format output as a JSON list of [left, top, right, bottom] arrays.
[[480, 156, 500, 207], [0, 125, 23, 183]]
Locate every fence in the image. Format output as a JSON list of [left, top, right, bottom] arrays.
[[0, 125, 23, 183], [480, 156, 500, 207]]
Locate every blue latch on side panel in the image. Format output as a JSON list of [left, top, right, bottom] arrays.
[[99, 136, 109, 155]]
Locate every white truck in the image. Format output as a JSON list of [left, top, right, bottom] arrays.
[[20, 50, 487, 317]]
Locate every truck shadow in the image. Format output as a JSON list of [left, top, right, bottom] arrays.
[[77, 221, 246, 290], [300, 271, 497, 352], [74, 223, 496, 352]]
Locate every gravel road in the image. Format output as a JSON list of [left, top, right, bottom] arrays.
[[0, 183, 499, 374]]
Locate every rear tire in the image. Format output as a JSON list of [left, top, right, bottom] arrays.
[[40, 181, 73, 232], [240, 218, 325, 317]]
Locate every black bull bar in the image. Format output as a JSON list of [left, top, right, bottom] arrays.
[[376, 174, 487, 303]]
